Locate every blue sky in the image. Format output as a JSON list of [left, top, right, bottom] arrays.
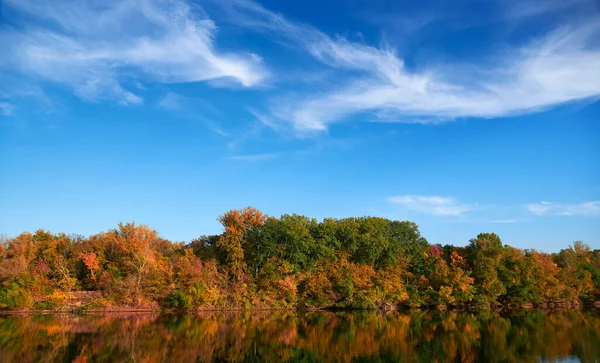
[[0, 0, 599, 252]]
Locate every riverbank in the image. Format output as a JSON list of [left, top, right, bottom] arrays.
[[2, 300, 599, 315], [2, 215, 599, 314]]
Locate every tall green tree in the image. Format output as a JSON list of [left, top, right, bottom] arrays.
[[467, 233, 506, 306]]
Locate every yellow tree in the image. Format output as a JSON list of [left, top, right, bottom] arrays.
[[217, 207, 266, 306], [103, 223, 161, 305], [217, 207, 266, 278]]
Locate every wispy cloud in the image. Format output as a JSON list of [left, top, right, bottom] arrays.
[[490, 219, 519, 224], [505, 0, 591, 20], [157, 91, 229, 136], [215, 0, 600, 133], [525, 201, 600, 216], [287, 22, 600, 131], [0, 77, 55, 112], [228, 152, 281, 161], [157, 91, 224, 116], [0, 102, 14, 116], [2, 0, 267, 105], [444, 218, 520, 224], [3, 0, 599, 132], [158, 92, 185, 110], [388, 195, 474, 216]]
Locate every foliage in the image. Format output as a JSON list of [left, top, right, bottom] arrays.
[[0, 207, 598, 310]]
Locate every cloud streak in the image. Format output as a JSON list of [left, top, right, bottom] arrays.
[[525, 201, 600, 216], [216, 0, 600, 133], [3, 0, 599, 133], [158, 92, 186, 110], [2, 0, 267, 105], [388, 195, 474, 216], [228, 152, 281, 161], [0, 102, 14, 116]]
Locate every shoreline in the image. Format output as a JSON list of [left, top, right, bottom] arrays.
[[1, 301, 599, 315]]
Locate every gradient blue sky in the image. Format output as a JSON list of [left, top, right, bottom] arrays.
[[1, 0, 599, 252]]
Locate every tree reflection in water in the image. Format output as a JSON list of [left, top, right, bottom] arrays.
[[0, 309, 598, 362]]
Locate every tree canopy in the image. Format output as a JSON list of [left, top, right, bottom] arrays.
[[0, 207, 598, 311]]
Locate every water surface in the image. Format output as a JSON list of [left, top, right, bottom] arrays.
[[0, 309, 598, 362]]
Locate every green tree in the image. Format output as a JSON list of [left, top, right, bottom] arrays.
[[467, 233, 506, 306]]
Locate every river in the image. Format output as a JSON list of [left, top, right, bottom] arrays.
[[0, 309, 598, 362]]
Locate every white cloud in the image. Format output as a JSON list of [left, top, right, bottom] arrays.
[[158, 92, 184, 110], [2, 0, 267, 105], [228, 152, 281, 161], [288, 22, 600, 131], [388, 195, 474, 216], [156, 91, 229, 136], [3, 0, 599, 126], [215, 0, 600, 133], [445, 218, 520, 224], [0, 102, 14, 116], [505, 0, 589, 20], [0, 77, 55, 111], [525, 201, 600, 216]]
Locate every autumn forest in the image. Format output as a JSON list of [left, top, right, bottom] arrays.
[[1, 207, 599, 311]]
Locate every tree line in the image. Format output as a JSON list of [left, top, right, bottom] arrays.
[[0, 207, 598, 310]]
